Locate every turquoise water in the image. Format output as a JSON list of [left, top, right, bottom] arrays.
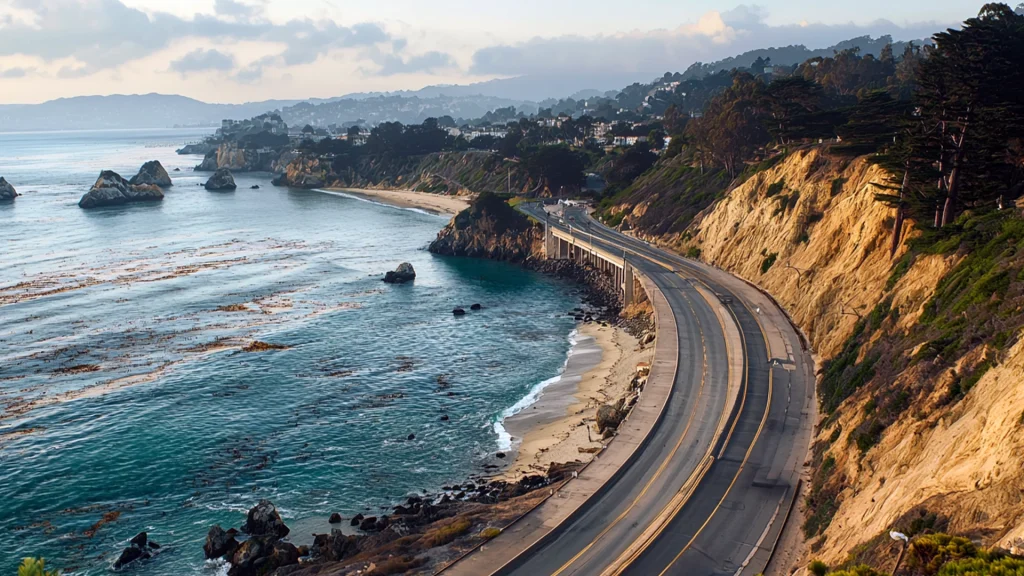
[[0, 129, 580, 574]]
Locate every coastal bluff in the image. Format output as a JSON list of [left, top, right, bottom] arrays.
[[78, 170, 164, 209], [428, 192, 540, 263]]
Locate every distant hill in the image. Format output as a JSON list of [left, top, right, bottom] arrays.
[[0, 94, 329, 132], [340, 72, 647, 103], [678, 35, 930, 80]]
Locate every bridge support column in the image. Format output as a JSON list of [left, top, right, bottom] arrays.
[[544, 224, 557, 259], [623, 262, 634, 306]]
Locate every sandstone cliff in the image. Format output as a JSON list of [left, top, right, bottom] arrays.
[[196, 142, 295, 173], [607, 146, 1024, 565]]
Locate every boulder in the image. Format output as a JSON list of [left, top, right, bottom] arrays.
[[350, 513, 364, 527], [203, 525, 240, 559], [358, 516, 378, 531], [452, 308, 466, 316], [205, 168, 237, 191], [129, 160, 173, 188], [242, 499, 290, 539], [470, 303, 483, 311], [78, 170, 164, 209], [383, 262, 416, 284], [328, 512, 342, 524], [596, 404, 624, 433], [0, 177, 17, 201], [113, 532, 160, 569], [229, 537, 301, 576], [311, 529, 360, 561]]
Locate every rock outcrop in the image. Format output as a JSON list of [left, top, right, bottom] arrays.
[[195, 142, 294, 173], [203, 501, 299, 576], [271, 155, 331, 188], [0, 177, 17, 201], [78, 170, 164, 209], [428, 192, 541, 262], [129, 160, 173, 188], [205, 168, 237, 191], [383, 262, 416, 284], [596, 401, 625, 433], [243, 499, 290, 538], [203, 525, 240, 559]]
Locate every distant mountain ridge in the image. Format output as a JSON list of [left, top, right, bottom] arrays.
[[0, 34, 933, 132]]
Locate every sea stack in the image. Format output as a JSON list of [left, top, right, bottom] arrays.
[[204, 168, 237, 191], [78, 170, 164, 209], [129, 160, 173, 188], [383, 262, 416, 284], [0, 177, 17, 201]]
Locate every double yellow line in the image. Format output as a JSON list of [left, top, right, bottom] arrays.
[[548, 286, 711, 576]]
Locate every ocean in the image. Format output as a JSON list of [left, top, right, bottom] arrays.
[[0, 129, 582, 574]]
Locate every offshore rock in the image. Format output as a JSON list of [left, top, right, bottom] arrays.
[[78, 170, 164, 209], [129, 160, 173, 188], [383, 262, 416, 284], [203, 525, 240, 559], [205, 168, 237, 191], [0, 177, 17, 201], [242, 499, 290, 538], [113, 532, 160, 569]]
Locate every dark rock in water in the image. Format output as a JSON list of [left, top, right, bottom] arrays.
[[242, 499, 289, 538], [0, 177, 18, 201], [597, 404, 624, 433], [173, 167, 181, 172], [470, 303, 483, 310], [204, 525, 240, 559], [428, 191, 538, 262], [78, 170, 164, 209], [440, 414, 450, 421], [129, 160, 173, 188], [130, 532, 148, 548], [250, 185, 260, 189], [452, 308, 466, 316], [328, 512, 342, 524], [358, 516, 378, 531], [114, 532, 160, 569], [114, 544, 150, 569], [205, 168, 237, 191], [350, 513, 364, 527], [496, 451, 506, 459], [229, 536, 300, 576], [383, 262, 416, 284], [407, 433, 416, 441]]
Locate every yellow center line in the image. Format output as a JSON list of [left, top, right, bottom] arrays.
[[601, 279, 740, 576], [655, 299, 774, 576], [549, 283, 710, 576]]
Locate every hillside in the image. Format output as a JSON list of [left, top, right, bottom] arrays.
[[602, 143, 1024, 567]]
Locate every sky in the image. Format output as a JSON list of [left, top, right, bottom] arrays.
[[0, 0, 989, 104]]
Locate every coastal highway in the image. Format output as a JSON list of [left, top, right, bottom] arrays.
[[502, 203, 815, 576]]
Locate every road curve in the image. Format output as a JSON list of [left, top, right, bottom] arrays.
[[442, 203, 814, 576], [567, 206, 816, 576]]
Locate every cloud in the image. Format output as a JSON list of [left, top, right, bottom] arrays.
[[0, 66, 33, 77], [469, 5, 952, 78], [373, 51, 456, 76], [0, 0, 393, 75], [169, 48, 236, 75]]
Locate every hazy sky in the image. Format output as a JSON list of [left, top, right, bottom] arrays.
[[0, 0, 984, 104]]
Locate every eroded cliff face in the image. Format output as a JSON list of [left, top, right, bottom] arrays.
[[626, 147, 1024, 564], [196, 143, 294, 173]]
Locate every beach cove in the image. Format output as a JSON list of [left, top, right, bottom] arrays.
[[0, 129, 599, 575]]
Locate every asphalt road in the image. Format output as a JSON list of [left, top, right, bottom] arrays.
[[508, 204, 814, 576]]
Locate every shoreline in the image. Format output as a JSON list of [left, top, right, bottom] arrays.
[[323, 187, 470, 215], [496, 322, 654, 481]]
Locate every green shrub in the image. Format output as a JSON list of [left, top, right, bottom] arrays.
[[830, 177, 847, 196], [766, 179, 785, 197], [937, 556, 1024, 575], [685, 246, 701, 259], [809, 559, 829, 576], [480, 527, 502, 540], [18, 558, 60, 576], [761, 252, 778, 274], [422, 518, 472, 548], [830, 566, 886, 576]]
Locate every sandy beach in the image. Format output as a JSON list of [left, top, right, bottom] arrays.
[[325, 187, 471, 215], [497, 322, 655, 481]]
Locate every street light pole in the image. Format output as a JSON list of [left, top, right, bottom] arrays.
[[890, 531, 910, 575]]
